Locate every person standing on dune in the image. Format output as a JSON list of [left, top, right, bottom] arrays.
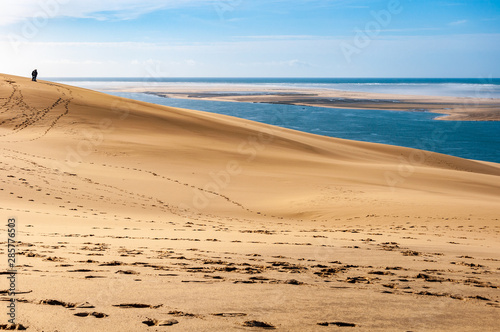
[[32, 69, 38, 82]]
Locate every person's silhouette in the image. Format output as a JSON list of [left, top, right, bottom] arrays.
[[32, 69, 38, 82]]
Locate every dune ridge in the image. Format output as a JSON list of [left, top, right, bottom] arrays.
[[1, 73, 499, 331]]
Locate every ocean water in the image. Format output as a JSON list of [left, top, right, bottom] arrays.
[[52, 78, 500, 163]]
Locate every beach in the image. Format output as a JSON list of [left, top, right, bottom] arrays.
[[1, 73, 500, 331]]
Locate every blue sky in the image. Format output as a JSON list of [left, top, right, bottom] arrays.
[[0, 0, 499, 77]]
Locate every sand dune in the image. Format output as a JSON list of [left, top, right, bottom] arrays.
[[1, 74, 499, 331]]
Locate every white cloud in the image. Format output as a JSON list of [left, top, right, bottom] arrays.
[[449, 19, 468, 26], [240, 35, 321, 40], [130, 58, 199, 67], [283, 59, 312, 67], [380, 27, 441, 33], [0, 0, 219, 26], [439, 2, 465, 7], [244, 59, 313, 67], [2, 32, 499, 77], [42, 59, 105, 65], [346, 5, 369, 9]]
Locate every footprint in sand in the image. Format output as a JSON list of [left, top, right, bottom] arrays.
[[39, 299, 76, 308], [317, 321, 356, 327], [242, 320, 276, 329], [0, 323, 28, 330], [168, 310, 199, 317], [115, 270, 139, 275], [74, 312, 108, 318], [113, 303, 162, 309], [212, 313, 247, 317], [142, 318, 178, 327]]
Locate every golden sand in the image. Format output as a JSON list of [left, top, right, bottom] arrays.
[[1, 74, 499, 331]]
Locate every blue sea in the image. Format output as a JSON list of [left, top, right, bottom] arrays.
[[52, 78, 500, 163]]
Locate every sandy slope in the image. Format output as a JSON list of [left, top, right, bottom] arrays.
[[1, 74, 499, 331]]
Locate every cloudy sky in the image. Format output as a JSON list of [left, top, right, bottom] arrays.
[[0, 0, 499, 77]]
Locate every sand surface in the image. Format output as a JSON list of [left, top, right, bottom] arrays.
[[116, 84, 500, 121], [1, 74, 499, 331]]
